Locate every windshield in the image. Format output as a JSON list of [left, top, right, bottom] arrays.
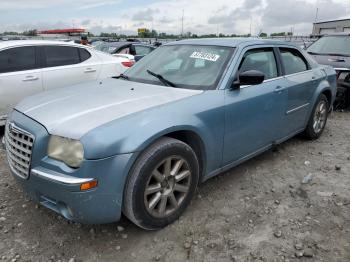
[[95, 42, 124, 54], [307, 36, 350, 56], [124, 45, 234, 90]]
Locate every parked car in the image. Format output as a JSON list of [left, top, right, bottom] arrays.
[[0, 40, 130, 126], [307, 33, 350, 108], [94, 41, 156, 65], [4, 39, 336, 230]]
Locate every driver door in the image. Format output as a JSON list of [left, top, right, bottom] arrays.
[[223, 46, 287, 166]]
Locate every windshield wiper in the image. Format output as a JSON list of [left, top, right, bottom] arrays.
[[115, 74, 129, 80], [146, 70, 177, 87]]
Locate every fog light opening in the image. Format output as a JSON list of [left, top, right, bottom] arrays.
[[80, 180, 98, 191]]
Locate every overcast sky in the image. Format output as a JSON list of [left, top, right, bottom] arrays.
[[0, 0, 349, 35]]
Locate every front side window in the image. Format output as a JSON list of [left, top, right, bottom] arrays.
[[280, 48, 308, 75], [0, 46, 36, 73], [44, 46, 80, 67], [238, 48, 278, 80], [118, 47, 130, 54], [125, 45, 234, 90]]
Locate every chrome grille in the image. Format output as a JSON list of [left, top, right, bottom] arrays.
[[5, 122, 34, 179]]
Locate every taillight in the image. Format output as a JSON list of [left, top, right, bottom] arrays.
[[121, 61, 135, 67]]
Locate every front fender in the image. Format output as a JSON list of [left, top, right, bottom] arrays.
[[80, 90, 226, 174]]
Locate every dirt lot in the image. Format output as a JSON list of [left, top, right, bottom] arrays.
[[0, 112, 349, 262]]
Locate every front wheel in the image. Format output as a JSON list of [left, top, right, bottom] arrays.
[[123, 137, 199, 230], [303, 94, 329, 140]]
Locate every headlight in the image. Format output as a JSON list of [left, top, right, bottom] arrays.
[[47, 135, 84, 168]]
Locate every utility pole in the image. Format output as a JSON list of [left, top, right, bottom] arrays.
[[313, 7, 319, 35], [249, 17, 252, 36], [181, 9, 184, 37]]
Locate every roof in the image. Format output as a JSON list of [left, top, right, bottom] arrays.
[[0, 40, 86, 49], [314, 18, 350, 24], [38, 28, 86, 34], [165, 38, 297, 48]]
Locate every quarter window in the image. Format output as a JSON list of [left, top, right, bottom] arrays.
[[44, 46, 80, 67], [0, 46, 37, 73], [239, 48, 278, 80], [79, 48, 91, 62], [280, 48, 308, 75]]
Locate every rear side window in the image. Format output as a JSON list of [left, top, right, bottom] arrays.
[[44, 46, 80, 67], [280, 48, 309, 75], [0, 46, 37, 73], [79, 48, 91, 62], [239, 48, 278, 80]]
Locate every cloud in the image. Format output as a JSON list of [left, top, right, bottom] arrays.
[[1, 0, 350, 35], [0, 0, 120, 10], [132, 8, 159, 22]]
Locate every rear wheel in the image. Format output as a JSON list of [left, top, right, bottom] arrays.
[[303, 94, 329, 139], [123, 137, 199, 230]]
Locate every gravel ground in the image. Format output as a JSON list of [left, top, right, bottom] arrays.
[[0, 111, 350, 262]]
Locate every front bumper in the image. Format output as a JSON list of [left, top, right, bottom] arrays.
[[5, 110, 136, 224], [13, 153, 133, 224]]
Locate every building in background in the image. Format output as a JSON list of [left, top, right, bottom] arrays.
[[313, 18, 350, 35]]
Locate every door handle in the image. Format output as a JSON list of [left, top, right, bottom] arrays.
[[274, 86, 286, 93], [84, 68, 97, 73], [328, 58, 345, 62], [22, 76, 39, 82]]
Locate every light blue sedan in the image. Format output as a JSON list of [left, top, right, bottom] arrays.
[[4, 38, 336, 230]]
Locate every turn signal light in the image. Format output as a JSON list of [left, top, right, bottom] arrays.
[[80, 180, 98, 191]]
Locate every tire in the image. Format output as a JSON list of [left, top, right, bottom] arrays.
[[123, 137, 199, 230], [303, 94, 329, 140]]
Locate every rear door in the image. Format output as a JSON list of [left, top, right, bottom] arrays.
[[41, 45, 100, 90], [0, 46, 43, 120], [278, 47, 319, 135]]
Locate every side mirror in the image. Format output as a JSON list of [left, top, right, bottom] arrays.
[[232, 70, 265, 89]]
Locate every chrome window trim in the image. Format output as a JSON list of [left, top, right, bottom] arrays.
[[239, 76, 285, 89], [286, 103, 310, 115], [31, 167, 95, 185], [283, 69, 314, 78]]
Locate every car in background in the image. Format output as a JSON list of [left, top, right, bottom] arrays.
[[0, 40, 129, 126], [4, 38, 336, 230], [94, 41, 156, 66], [307, 33, 350, 108]]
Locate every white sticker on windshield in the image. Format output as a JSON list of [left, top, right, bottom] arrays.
[[190, 52, 220, 62]]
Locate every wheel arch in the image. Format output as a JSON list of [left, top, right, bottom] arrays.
[[133, 127, 207, 181]]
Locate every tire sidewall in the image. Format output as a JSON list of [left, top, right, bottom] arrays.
[[307, 94, 329, 139], [128, 139, 199, 229]]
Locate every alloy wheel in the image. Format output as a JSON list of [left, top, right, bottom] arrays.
[[144, 156, 192, 218], [313, 100, 327, 134]]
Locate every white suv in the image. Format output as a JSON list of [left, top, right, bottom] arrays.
[[0, 40, 129, 126]]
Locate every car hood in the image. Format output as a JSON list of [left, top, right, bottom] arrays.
[[15, 78, 202, 139]]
